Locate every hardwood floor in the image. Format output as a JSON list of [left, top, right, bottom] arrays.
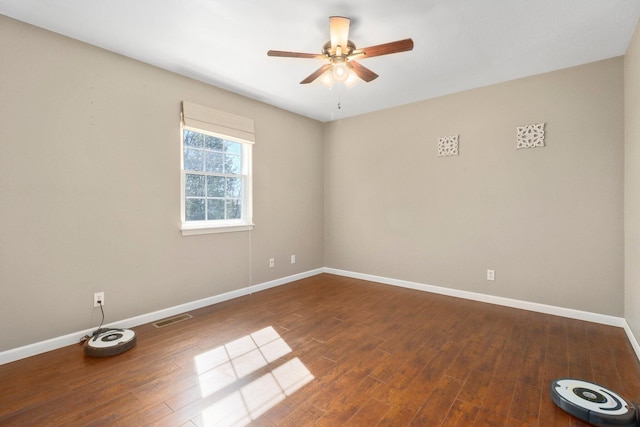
[[2, 273, 639, 426]]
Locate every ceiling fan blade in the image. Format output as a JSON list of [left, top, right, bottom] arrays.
[[353, 38, 414, 59], [267, 50, 323, 59], [329, 16, 350, 49], [349, 61, 378, 82], [300, 63, 332, 84]]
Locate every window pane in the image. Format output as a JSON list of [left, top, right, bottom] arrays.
[[207, 176, 225, 197], [226, 200, 242, 219], [225, 140, 242, 154], [207, 199, 225, 220], [184, 130, 204, 148], [226, 177, 242, 198], [185, 198, 205, 221], [205, 135, 224, 151], [185, 174, 205, 197], [182, 126, 251, 226], [205, 151, 224, 173], [225, 154, 241, 174], [184, 148, 204, 171]]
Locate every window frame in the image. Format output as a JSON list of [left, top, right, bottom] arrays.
[[180, 125, 254, 236]]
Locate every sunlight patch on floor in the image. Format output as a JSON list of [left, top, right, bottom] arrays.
[[194, 326, 314, 426]]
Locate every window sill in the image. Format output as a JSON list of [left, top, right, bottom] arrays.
[[181, 223, 254, 236]]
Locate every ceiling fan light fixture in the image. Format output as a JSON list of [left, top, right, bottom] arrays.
[[320, 71, 334, 88], [344, 71, 358, 88], [329, 16, 350, 50], [331, 58, 349, 81]]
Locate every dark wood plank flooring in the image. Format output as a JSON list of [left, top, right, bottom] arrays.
[[2, 273, 639, 426]]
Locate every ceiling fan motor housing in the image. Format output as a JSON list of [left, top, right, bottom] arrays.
[[322, 40, 356, 58]]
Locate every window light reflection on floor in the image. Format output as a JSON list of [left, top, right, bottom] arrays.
[[194, 326, 315, 426]]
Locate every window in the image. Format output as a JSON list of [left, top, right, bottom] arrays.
[[181, 102, 253, 235]]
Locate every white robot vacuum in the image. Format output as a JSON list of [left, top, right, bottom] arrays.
[[85, 328, 137, 357], [550, 378, 639, 426]]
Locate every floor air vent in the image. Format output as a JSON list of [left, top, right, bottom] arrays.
[[153, 313, 193, 328]]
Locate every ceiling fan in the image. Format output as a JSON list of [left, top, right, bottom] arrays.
[[267, 16, 414, 85]]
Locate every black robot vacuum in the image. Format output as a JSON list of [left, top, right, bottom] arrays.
[[550, 378, 639, 426]]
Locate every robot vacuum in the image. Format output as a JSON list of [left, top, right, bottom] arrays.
[[85, 328, 137, 357], [550, 378, 639, 426]]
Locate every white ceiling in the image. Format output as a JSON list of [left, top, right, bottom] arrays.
[[1, 0, 639, 122]]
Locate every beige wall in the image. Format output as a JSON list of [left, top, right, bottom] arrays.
[[0, 16, 324, 351], [625, 22, 640, 339], [325, 57, 624, 316]]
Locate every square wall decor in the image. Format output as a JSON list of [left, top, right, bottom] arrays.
[[516, 123, 545, 149], [438, 135, 459, 157]]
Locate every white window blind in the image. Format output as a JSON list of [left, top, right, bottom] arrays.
[[182, 101, 255, 145]]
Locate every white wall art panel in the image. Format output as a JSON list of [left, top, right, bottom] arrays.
[[438, 135, 459, 156], [517, 123, 545, 149]]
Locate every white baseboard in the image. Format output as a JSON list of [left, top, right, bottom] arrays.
[[0, 268, 324, 366], [3, 267, 638, 365], [326, 268, 640, 361], [623, 320, 640, 362], [326, 268, 640, 362], [324, 268, 628, 328]]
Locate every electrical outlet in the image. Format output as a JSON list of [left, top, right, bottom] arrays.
[[290, 254, 296, 264], [94, 292, 105, 307], [487, 270, 495, 281], [269, 258, 275, 268]]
